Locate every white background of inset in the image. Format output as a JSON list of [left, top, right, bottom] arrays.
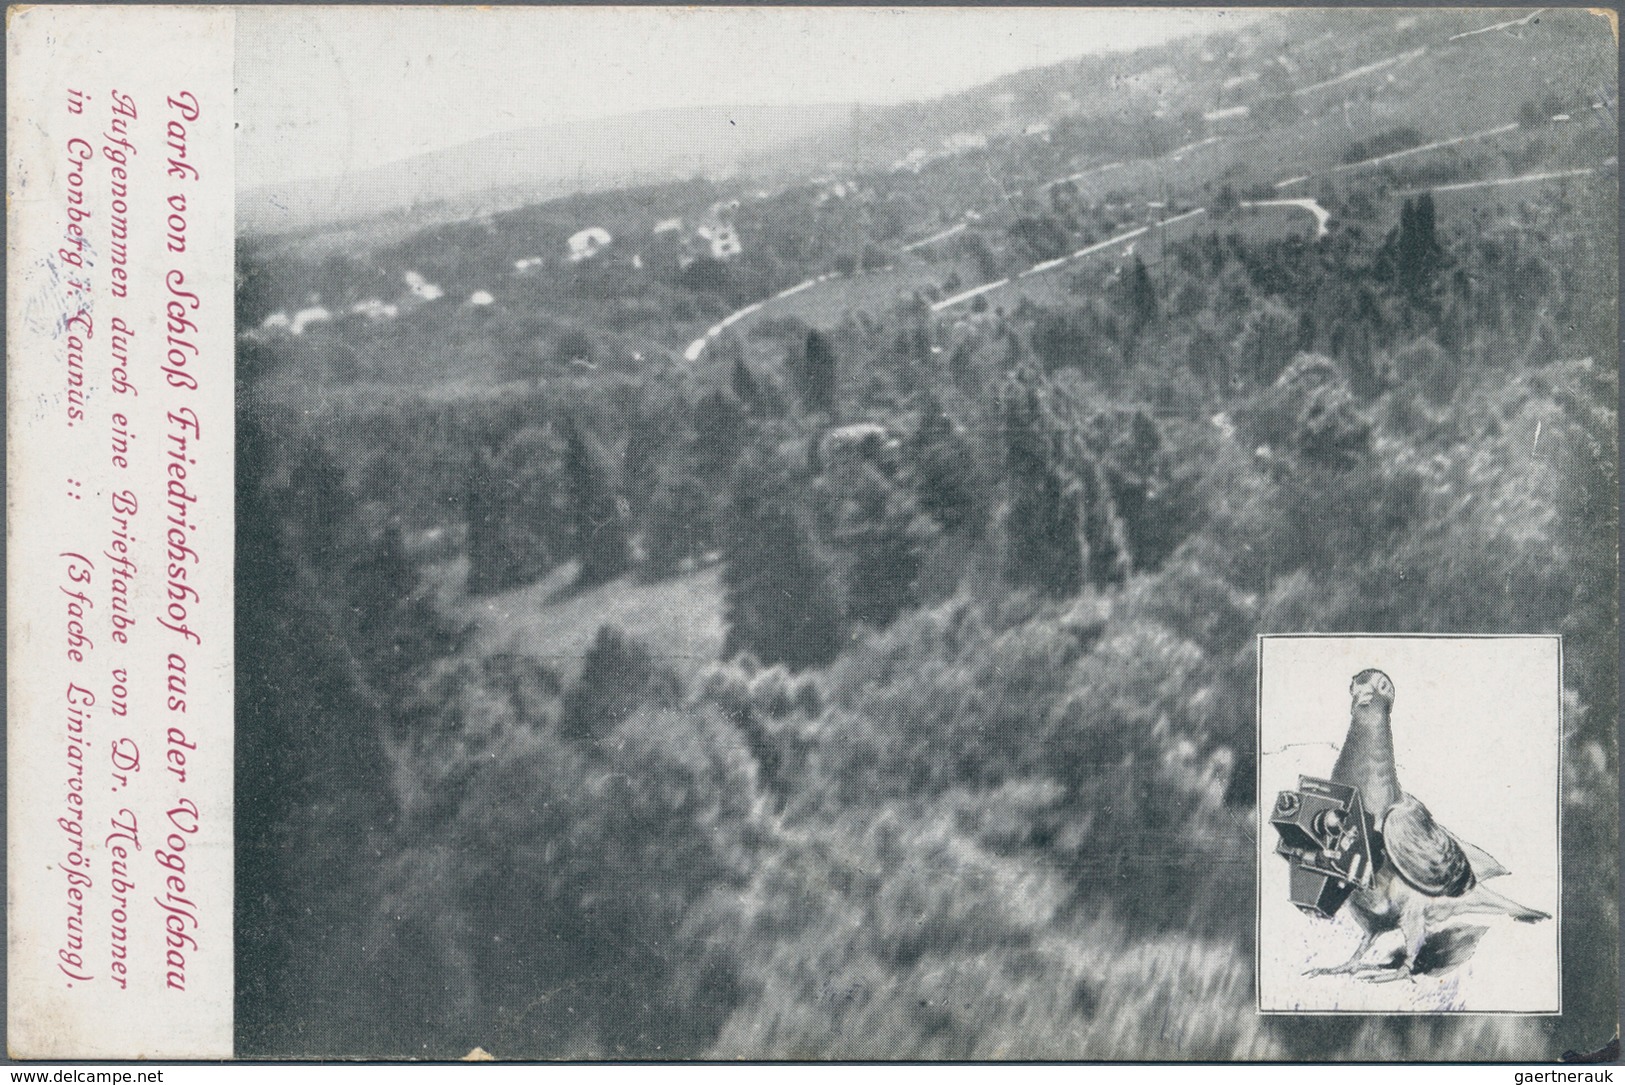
[[1257, 636, 1560, 1014]]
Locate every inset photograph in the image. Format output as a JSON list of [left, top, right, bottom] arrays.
[[1258, 636, 1561, 1014]]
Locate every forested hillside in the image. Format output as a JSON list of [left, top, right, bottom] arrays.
[[237, 8, 1618, 1059]]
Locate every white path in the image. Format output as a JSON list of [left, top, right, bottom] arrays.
[[718, 302, 763, 330], [1241, 198, 1332, 239], [773, 277, 821, 300], [933, 207, 1207, 312], [1168, 135, 1223, 162], [901, 223, 967, 252], [1018, 257, 1071, 279], [931, 277, 1010, 312], [1040, 161, 1123, 192], [1422, 166, 1598, 194], [1293, 47, 1428, 96], [686, 273, 844, 362], [1449, 9, 1543, 41]]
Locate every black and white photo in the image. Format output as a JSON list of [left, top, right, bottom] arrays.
[[7, 3, 1618, 1062]]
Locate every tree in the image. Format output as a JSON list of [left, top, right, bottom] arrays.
[[693, 389, 748, 478], [1123, 256, 1158, 333], [347, 524, 461, 680], [236, 388, 397, 1056], [1010, 216, 1071, 262], [564, 417, 631, 585], [959, 231, 1003, 283], [1099, 410, 1186, 573], [287, 436, 349, 567], [1232, 297, 1299, 386], [1383, 194, 1446, 302], [797, 330, 838, 415], [1078, 457, 1129, 588], [911, 400, 984, 535], [643, 471, 716, 577], [731, 355, 763, 413], [721, 453, 842, 670], [999, 385, 1084, 596], [462, 445, 505, 596], [556, 329, 594, 367], [463, 428, 566, 596], [560, 625, 682, 745], [832, 464, 932, 628]]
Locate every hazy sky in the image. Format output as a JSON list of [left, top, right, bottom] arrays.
[[236, 6, 1252, 188]]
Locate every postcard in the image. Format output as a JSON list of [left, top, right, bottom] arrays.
[[8, 4, 1617, 1061]]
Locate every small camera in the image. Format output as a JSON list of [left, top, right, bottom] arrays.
[[1270, 776, 1382, 919]]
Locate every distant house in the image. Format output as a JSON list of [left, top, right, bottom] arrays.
[[467, 290, 494, 307], [696, 223, 742, 261], [711, 228, 742, 260], [815, 179, 864, 205], [893, 147, 933, 173], [652, 217, 684, 235], [290, 305, 333, 335], [513, 256, 544, 273], [702, 224, 744, 259], [567, 227, 612, 262], [404, 271, 444, 301], [351, 298, 400, 322]]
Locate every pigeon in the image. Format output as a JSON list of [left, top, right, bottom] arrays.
[[1306, 668, 1549, 981]]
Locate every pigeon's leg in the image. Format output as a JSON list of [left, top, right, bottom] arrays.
[[1305, 930, 1377, 977], [1366, 899, 1426, 984]]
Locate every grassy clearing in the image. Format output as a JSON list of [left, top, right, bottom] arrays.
[[459, 560, 726, 682]]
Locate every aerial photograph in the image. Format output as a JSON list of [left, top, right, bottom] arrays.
[[231, 7, 1618, 1060]]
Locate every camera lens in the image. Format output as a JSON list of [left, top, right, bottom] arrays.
[[1313, 809, 1344, 842]]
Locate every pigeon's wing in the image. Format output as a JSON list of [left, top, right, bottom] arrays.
[[1447, 831, 1509, 880], [1383, 795, 1477, 897]]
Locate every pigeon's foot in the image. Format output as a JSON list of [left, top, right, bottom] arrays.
[[1304, 935, 1378, 978], [1362, 963, 1414, 984], [1304, 961, 1362, 978]]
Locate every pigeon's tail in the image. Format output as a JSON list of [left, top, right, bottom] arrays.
[[1430, 886, 1550, 924], [1499, 892, 1554, 924], [1450, 833, 1509, 880]]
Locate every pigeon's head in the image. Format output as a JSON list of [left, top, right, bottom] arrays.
[[1349, 668, 1394, 712]]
